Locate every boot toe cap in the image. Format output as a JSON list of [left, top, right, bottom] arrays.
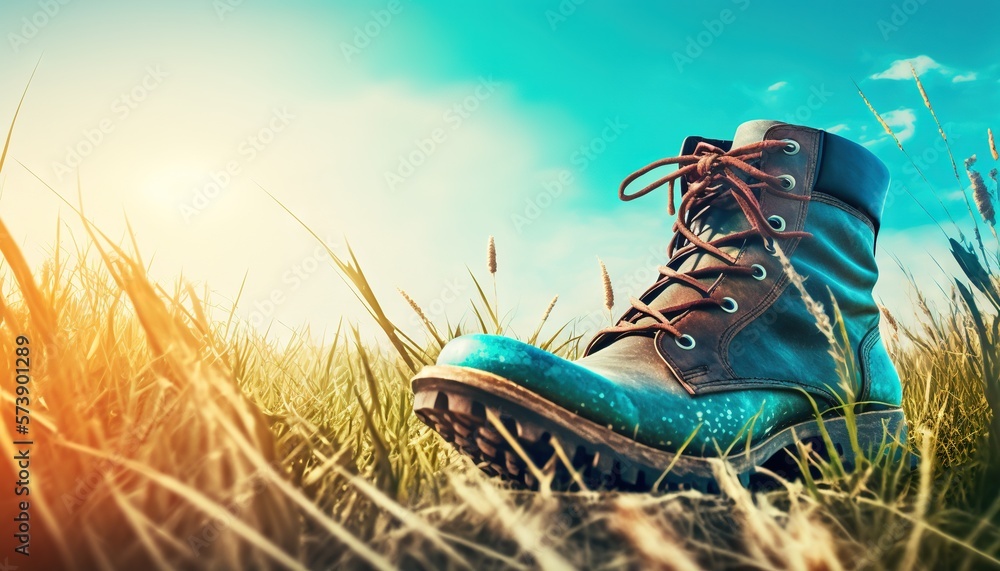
[[436, 334, 641, 431]]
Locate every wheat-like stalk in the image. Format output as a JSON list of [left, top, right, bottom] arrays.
[[487, 236, 497, 275], [527, 295, 559, 346], [966, 155, 995, 226], [541, 295, 558, 323], [598, 258, 614, 315], [879, 304, 900, 342], [399, 288, 429, 324], [879, 305, 899, 332], [398, 288, 445, 346], [912, 66, 960, 179], [855, 81, 905, 153], [486, 236, 499, 329], [990, 129, 998, 161]]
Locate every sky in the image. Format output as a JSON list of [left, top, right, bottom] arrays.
[[0, 0, 998, 342]]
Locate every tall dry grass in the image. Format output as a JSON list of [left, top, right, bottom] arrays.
[[0, 71, 998, 569]]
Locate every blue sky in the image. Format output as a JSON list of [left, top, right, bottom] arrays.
[[0, 0, 997, 339]]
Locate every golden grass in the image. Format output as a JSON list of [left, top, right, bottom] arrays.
[[598, 257, 614, 326], [0, 218, 997, 569]]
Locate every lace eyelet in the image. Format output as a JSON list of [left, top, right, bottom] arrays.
[[764, 237, 776, 253], [675, 334, 696, 350], [720, 297, 739, 313], [751, 264, 767, 280], [782, 139, 800, 155], [778, 174, 796, 190], [767, 215, 786, 232]]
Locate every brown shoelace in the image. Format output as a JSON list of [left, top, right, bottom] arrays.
[[599, 139, 810, 340]]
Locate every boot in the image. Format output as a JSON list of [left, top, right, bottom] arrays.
[[412, 120, 906, 491]]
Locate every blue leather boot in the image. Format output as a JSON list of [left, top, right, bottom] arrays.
[[413, 120, 906, 491]]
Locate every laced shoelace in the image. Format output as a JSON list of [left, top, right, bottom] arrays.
[[598, 139, 811, 341]]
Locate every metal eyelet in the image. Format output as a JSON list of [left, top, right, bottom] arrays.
[[763, 237, 776, 253], [720, 297, 739, 313], [767, 215, 786, 232], [675, 334, 696, 350], [751, 264, 767, 280], [782, 139, 800, 155], [778, 174, 796, 190]]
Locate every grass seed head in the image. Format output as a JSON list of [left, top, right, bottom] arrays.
[[399, 288, 432, 327], [541, 295, 558, 322], [598, 258, 614, 312], [487, 236, 497, 275], [879, 305, 899, 332], [966, 155, 995, 225]]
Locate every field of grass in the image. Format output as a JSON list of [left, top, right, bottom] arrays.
[[2, 75, 1000, 569]]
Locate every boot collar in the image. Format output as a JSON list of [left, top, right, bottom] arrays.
[[682, 121, 890, 230]]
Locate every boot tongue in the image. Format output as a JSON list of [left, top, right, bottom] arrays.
[[731, 119, 785, 148], [628, 120, 785, 326]]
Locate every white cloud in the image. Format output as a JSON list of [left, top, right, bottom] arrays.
[[881, 108, 917, 142], [826, 123, 849, 134], [767, 81, 788, 92], [870, 55, 982, 84], [943, 188, 968, 202], [870, 55, 942, 80]]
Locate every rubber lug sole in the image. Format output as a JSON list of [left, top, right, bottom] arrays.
[[412, 365, 910, 493]]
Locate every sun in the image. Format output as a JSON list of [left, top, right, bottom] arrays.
[[141, 168, 205, 209]]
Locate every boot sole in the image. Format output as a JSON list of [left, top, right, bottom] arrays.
[[412, 364, 909, 493]]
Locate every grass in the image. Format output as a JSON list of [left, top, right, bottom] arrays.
[[2, 74, 1000, 569]]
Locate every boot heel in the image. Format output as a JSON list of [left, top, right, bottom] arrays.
[[766, 409, 912, 478]]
